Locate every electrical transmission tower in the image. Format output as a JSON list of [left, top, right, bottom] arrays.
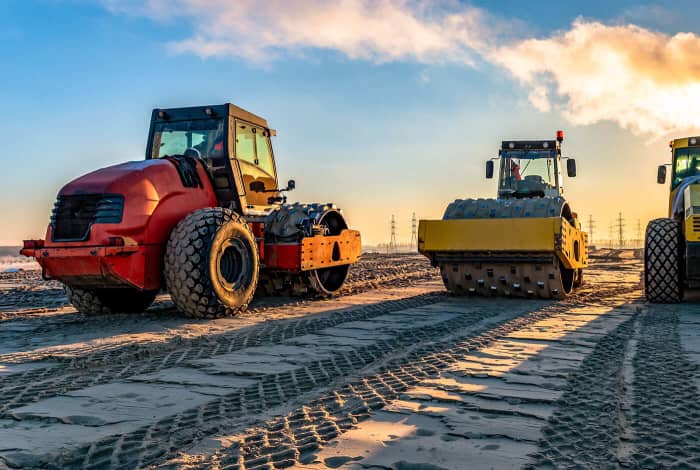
[[588, 215, 595, 243], [389, 215, 397, 252], [616, 212, 625, 248], [636, 219, 642, 244], [410, 213, 417, 246]]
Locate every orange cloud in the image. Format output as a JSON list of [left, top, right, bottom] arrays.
[[491, 19, 700, 136]]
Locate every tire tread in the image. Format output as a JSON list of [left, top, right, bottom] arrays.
[[644, 218, 682, 303], [164, 207, 258, 318]]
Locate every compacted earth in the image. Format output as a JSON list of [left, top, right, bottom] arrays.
[[0, 252, 698, 469]]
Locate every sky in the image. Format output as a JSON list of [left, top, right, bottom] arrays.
[[1, 0, 700, 246]]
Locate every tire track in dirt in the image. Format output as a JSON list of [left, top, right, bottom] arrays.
[[525, 303, 700, 469], [0, 254, 437, 323], [3, 294, 489, 468], [1, 283, 636, 469], [151, 284, 639, 470], [526, 313, 637, 467], [0, 255, 438, 367], [0, 256, 641, 469], [629, 306, 700, 468], [0, 292, 446, 417]]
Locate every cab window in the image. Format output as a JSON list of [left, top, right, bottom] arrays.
[[673, 147, 700, 188], [151, 118, 224, 159], [235, 122, 256, 164], [255, 130, 275, 176]]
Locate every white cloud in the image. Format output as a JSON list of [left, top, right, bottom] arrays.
[[105, 2, 700, 137], [107, 0, 491, 65], [490, 19, 700, 136]]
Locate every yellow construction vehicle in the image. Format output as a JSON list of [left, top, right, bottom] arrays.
[[645, 136, 700, 302], [418, 131, 588, 299]]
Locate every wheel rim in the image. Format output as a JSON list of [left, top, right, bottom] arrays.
[[217, 238, 253, 291]]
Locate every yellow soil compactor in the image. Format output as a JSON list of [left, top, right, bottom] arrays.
[[645, 136, 700, 303], [418, 131, 588, 299]]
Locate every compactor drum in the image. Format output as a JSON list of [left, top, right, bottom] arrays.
[[21, 103, 361, 317], [645, 136, 700, 303], [418, 131, 588, 299]]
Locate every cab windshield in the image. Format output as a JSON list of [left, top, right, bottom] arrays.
[[673, 147, 700, 188], [150, 118, 225, 160], [499, 156, 556, 197]]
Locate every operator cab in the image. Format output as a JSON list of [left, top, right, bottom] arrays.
[[486, 131, 575, 199], [146, 103, 292, 215]]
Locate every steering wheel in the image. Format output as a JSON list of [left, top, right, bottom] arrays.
[[183, 148, 202, 160]]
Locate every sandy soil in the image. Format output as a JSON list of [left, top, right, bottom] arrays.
[[0, 252, 698, 469]]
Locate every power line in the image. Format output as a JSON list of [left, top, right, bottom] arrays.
[[389, 214, 397, 252], [587, 215, 595, 243]]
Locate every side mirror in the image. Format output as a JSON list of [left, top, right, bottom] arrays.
[[566, 158, 577, 177], [657, 165, 667, 184], [287, 179, 296, 191], [485, 160, 494, 179], [250, 181, 265, 192]]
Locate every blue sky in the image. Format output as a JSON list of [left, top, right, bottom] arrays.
[[2, 0, 700, 245]]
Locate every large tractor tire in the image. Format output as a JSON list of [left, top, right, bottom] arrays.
[[65, 285, 157, 315], [164, 207, 259, 318], [645, 218, 683, 303]]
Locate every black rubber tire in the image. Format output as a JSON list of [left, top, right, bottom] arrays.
[[65, 285, 157, 315], [574, 268, 584, 288], [645, 218, 683, 303], [164, 207, 259, 318]]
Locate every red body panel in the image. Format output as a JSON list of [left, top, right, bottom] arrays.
[[29, 245, 161, 290], [33, 159, 217, 290], [264, 244, 302, 271]]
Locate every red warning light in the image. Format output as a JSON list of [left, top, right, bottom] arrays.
[[556, 130, 564, 142]]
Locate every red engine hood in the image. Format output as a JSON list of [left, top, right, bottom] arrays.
[[49, 157, 217, 247], [59, 160, 173, 196]]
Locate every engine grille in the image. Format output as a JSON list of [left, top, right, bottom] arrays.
[[51, 194, 124, 241], [693, 215, 700, 233]]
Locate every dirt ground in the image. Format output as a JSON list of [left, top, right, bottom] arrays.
[[1, 252, 699, 469]]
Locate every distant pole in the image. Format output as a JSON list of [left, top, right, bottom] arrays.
[[637, 219, 642, 245], [617, 212, 625, 249], [390, 215, 397, 252], [588, 215, 595, 243], [410, 213, 417, 246], [609, 221, 613, 248]]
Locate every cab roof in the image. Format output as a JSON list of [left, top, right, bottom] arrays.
[[671, 136, 700, 149], [152, 103, 269, 129]]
